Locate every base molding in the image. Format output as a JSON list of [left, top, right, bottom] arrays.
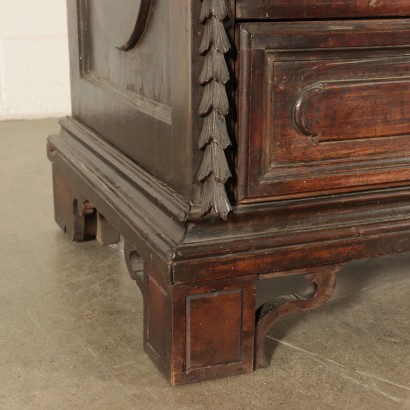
[[48, 117, 410, 384]]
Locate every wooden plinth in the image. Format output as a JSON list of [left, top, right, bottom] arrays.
[[47, 118, 410, 384]]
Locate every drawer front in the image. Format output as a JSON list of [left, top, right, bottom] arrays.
[[236, 1, 410, 20], [238, 20, 410, 203]]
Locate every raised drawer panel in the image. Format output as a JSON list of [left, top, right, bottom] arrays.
[[272, 57, 410, 164], [236, 0, 410, 20], [238, 20, 410, 203], [295, 78, 410, 144]]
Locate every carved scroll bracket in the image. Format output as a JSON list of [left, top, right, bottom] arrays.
[[198, 0, 232, 220], [124, 241, 146, 296], [255, 266, 339, 369]]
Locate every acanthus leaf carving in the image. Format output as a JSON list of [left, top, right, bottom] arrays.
[[198, 0, 232, 220], [199, 0, 228, 23], [199, 14, 231, 55], [198, 111, 231, 150], [199, 46, 230, 85], [197, 142, 231, 182], [199, 80, 230, 116], [200, 175, 232, 220]]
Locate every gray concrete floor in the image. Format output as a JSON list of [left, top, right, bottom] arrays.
[[0, 119, 409, 409]]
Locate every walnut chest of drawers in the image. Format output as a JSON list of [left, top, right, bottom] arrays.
[[48, 0, 410, 384]]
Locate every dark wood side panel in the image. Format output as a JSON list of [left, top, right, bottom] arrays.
[[236, 0, 410, 20], [67, 0, 195, 199]]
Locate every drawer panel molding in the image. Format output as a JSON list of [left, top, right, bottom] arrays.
[[293, 78, 410, 144], [238, 20, 410, 202]]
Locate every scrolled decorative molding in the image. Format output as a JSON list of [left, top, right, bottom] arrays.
[[93, 0, 152, 51], [255, 266, 339, 369], [293, 83, 324, 143], [198, 0, 232, 220]]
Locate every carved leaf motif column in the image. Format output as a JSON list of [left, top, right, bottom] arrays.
[[198, 0, 232, 220]]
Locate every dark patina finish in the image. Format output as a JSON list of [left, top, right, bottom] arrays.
[[48, 0, 410, 384]]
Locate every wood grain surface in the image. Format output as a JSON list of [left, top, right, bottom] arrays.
[[92, 0, 152, 50]]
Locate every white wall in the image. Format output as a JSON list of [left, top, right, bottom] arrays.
[[0, 0, 71, 120]]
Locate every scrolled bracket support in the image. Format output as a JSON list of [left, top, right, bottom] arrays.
[[255, 265, 340, 369], [124, 240, 146, 297]]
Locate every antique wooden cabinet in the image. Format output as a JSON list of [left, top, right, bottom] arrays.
[[48, 0, 410, 384]]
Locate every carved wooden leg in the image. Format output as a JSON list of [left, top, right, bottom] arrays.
[[131, 258, 257, 385], [96, 212, 120, 245], [255, 265, 339, 369], [52, 167, 119, 244], [170, 276, 256, 384], [52, 167, 95, 241], [124, 240, 146, 296]]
